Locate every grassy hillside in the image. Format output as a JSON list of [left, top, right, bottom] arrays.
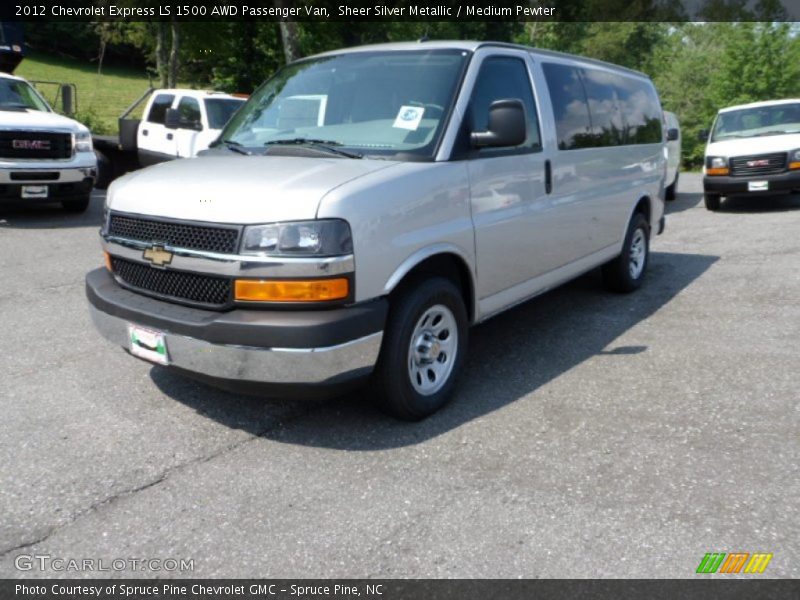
[[16, 51, 153, 134]]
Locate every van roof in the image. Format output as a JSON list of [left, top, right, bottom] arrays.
[[307, 41, 651, 80], [151, 88, 246, 100], [719, 98, 800, 113]]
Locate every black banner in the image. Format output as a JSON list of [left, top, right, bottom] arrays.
[[4, 580, 800, 600], [5, 0, 800, 22]]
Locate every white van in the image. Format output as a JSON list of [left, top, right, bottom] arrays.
[[703, 99, 800, 210], [87, 42, 666, 420]]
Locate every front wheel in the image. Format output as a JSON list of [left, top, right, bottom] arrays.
[[602, 212, 650, 293], [371, 277, 468, 421], [704, 193, 721, 211], [61, 193, 91, 213]]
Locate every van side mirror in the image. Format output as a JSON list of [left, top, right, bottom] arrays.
[[471, 99, 526, 148], [164, 108, 180, 130], [698, 129, 709, 142], [666, 128, 679, 141]]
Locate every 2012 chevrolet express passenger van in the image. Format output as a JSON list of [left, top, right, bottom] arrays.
[[702, 99, 800, 210], [86, 42, 667, 420]]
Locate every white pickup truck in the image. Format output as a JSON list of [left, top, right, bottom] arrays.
[[93, 88, 245, 187], [0, 71, 96, 212]]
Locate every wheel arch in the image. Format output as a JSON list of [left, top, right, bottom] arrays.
[[382, 244, 476, 324]]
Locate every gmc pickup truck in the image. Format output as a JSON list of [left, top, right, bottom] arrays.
[[0, 71, 96, 212]]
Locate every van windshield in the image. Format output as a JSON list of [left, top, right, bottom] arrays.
[[219, 49, 469, 160], [711, 103, 800, 141], [0, 78, 51, 112], [204, 98, 245, 129]]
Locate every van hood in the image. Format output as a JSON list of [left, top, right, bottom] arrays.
[[0, 108, 87, 132], [707, 133, 800, 158], [108, 155, 400, 224]]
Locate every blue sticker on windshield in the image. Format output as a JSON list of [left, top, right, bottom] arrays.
[[393, 105, 425, 130]]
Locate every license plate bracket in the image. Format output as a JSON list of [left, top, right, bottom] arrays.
[[21, 185, 48, 199], [128, 324, 169, 365]]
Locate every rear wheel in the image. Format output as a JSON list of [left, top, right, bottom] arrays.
[[602, 212, 650, 293], [704, 193, 721, 211], [371, 277, 468, 421], [61, 193, 91, 213]]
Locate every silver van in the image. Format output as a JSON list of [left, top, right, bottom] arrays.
[[86, 41, 666, 420]]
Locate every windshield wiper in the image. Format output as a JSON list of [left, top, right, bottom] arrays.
[[218, 139, 251, 155], [264, 138, 362, 159], [754, 130, 793, 137]]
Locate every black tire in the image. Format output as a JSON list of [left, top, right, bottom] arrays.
[[704, 193, 721, 211], [62, 193, 91, 213], [602, 212, 650, 293], [94, 149, 112, 190], [665, 172, 679, 201], [371, 277, 468, 421]]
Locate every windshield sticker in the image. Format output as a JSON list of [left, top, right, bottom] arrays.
[[393, 106, 425, 130]]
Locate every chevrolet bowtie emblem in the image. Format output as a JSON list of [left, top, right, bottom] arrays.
[[142, 245, 173, 267]]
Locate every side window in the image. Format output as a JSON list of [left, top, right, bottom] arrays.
[[469, 56, 541, 153], [177, 96, 201, 125], [580, 68, 625, 147], [613, 76, 663, 144], [541, 62, 592, 150], [147, 94, 175, 124]]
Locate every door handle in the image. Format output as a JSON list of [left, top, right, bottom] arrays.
[[166, 133, 173, 140], [142, 129, 148, 136], [544, 160, 552, 194]]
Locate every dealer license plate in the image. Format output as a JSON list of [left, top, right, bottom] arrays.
[[128, 324, 169, 365], [748, 181, 768, 192], [21, 185, 48, 199]]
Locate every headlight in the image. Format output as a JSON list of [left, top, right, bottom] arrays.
[[75, 130, 93, 153], [790, 149, 800, 169], [706, 156, 729, 175], [241, 219, 352, 257]]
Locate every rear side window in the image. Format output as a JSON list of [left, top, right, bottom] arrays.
[[147, 94, 175, 124], [612, 75, 663, 144], [543, 62, 663, 149], [469, 56, 541, 153], [541, 63, 592, 150]]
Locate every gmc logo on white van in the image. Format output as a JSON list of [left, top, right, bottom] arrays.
[[746, 159, 770, 167], [12, 139, 51, 150]]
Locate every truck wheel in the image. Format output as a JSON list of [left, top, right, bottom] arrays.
[[94, 149, 112, 190], [704, 193, 721, 211], [62, 193, 91, 213], [665, 173, 678, 201], [602, 212, 650, 293], [371, 277, 468, 421]]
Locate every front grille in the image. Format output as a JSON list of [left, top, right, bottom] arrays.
[[108, 213, 241, 254], [111, 257, 232, 308], [0, 131, 72, 159], [729, 153, 787, 176]]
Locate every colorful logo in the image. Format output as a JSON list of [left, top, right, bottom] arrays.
[[696, 552, 772, 574]]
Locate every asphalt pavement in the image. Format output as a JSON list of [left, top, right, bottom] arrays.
[[0, 173, 797, 578]]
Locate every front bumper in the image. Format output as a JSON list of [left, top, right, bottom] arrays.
[[704, 169, 800, 196], [86, 268, 387, 395]]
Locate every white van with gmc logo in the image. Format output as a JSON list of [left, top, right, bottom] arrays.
[[87, 41, 667, 420]]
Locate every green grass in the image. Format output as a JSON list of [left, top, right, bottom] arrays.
[[16, 51, 154, 134]]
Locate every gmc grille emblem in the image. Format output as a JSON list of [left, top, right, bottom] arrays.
[[746, 159, 770, 167], [12, 139, 51, 150]]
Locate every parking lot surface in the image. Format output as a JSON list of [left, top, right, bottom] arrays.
[[0, 173, 797, 578]]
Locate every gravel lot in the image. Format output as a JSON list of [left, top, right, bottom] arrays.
[[0, 172, 797, 578]]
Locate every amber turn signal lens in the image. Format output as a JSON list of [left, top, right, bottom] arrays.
[[234, 278, 349, 302], [706, 167, 729, 176], [103, 251, 113, 272], [789, 161, 800, 170]]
